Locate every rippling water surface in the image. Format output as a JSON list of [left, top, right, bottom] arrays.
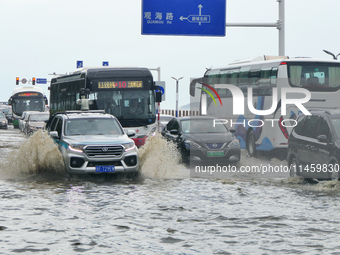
[[1, 127, 340, 254]]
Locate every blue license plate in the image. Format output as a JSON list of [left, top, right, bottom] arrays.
[[95, 165, 115, 173]]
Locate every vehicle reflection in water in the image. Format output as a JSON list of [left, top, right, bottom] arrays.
[[1, 127, 340, 254]]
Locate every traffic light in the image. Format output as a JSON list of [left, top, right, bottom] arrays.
[[32, 77, 36, 85], [16, 77, 19, 85]]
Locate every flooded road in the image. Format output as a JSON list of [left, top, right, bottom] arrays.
[[1, 127, 340, 254]]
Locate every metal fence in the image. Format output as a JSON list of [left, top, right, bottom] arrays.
[[159, 109, 199, 117]]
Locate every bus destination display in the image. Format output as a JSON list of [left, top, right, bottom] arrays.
[[18, 93, 39, 96], [98, 81, 143, 89]]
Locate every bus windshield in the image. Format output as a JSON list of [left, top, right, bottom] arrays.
[[288, 62, 340, 91], [90, 90, 156, 127], [12, 98, 45, 116]]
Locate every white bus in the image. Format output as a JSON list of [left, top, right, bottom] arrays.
[[8, 86, 48, 128], [190, 56, 340, 156]]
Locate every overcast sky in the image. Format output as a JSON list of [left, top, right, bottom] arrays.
[[1, 0, 339, 109]]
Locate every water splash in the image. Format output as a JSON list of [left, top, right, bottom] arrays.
[[138, 134, 189, 179], [1, 130, 65, 178]]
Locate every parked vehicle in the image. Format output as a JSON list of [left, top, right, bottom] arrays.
[[24, 112, 49, 136], [0, 107, 13, 124], [161, 116, 240, 164], [47, 110, 139, 175], [19, 111, 39, 133], [0, 111, 8, 129], [158, 114, 174, 130], [287, 109, 340, 180]]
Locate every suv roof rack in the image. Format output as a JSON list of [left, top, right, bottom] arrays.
[[64, 110, 105, 114], [52, 110, 106, 118]]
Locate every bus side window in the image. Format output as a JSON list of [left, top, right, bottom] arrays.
[[206, 71, 220, 93], [238, 66, 250, 87], [219, 69, 233, 98], [270, 68, 278, 86], [229, 69, 239, 86]]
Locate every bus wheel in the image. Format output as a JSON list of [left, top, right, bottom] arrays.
[[246, 130, 256, 157]]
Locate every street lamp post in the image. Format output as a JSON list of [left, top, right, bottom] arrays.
[[171, 76, 183, 117]]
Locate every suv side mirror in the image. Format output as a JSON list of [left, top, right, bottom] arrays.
[[170, 129, 180, 135], [49, 131, 59, 139], [317, 134, 328, 143], [126, 129, 136, 137]]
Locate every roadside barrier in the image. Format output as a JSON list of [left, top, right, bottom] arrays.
[[159, 109, 199, 117]]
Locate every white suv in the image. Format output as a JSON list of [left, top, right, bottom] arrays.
[[47, 110, 139, 175]]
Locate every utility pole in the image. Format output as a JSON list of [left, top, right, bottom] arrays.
[[171, 76, 183, 117]]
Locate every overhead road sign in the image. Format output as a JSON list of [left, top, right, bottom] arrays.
[[77, 61, 83, 68], [142, 0, 226, 37], [36, 78, 47, 84]]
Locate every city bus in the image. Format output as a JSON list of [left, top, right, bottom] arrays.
[[8, 86, 48, 128], [49, 66, 162, 147], [189, 56, 340, 156]]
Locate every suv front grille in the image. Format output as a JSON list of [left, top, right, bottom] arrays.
[[84, 145, 124, 157]]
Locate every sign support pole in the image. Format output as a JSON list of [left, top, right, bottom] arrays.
[[226, 0, 285, 56]]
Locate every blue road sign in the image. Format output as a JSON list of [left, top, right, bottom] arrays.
[[142, 0, 226, 36], [36, 78, 47, 84], [159, 86, 164, 95], [77, 60, 83, 68], [103, 61, 109, 66], [155, 81, 166, 101]]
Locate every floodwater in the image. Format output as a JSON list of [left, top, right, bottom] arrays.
[[1, 127, 340, 254]]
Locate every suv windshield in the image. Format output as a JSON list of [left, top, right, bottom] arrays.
[[64, 118, 124, 136], [331, 119, 340, 138]]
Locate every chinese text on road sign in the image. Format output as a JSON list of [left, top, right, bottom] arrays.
[[142, 0, 226, 36]]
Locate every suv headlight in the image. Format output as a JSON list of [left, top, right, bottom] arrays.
[[69, 144, 84, 153], [184, 140, 201, 150], [124, 142, 136, 152], [227, 139, 239, 148]]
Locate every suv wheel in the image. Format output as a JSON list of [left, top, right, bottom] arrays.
[[289, 157, 299, 178], [246, 130, 256, 157], [329, 161, 339, 181]]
